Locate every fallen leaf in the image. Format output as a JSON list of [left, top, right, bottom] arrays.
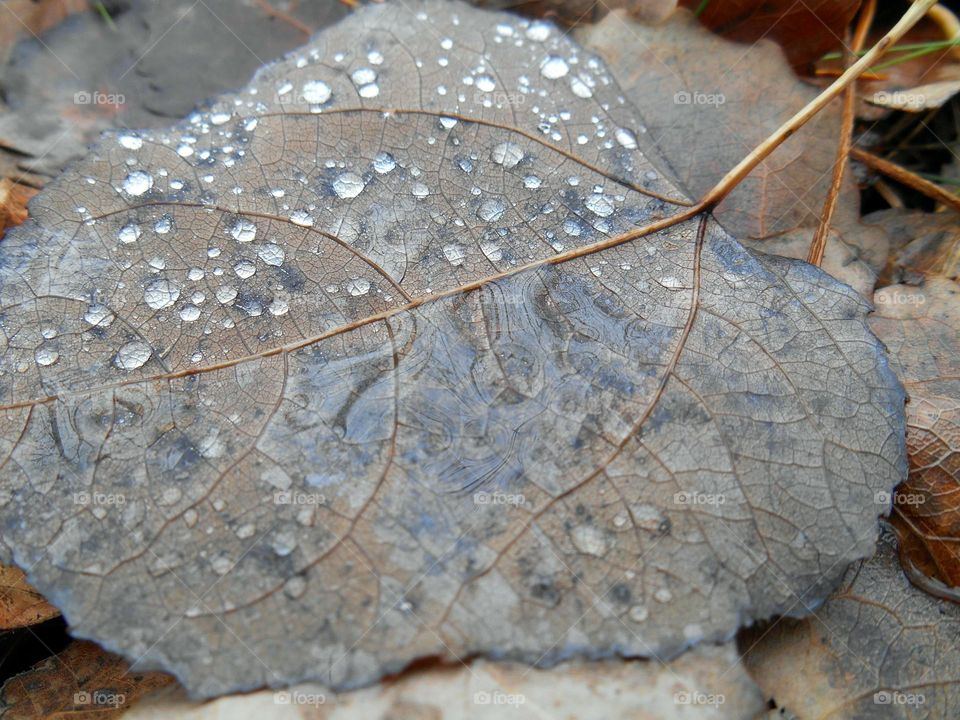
[[473, 0, 678, 26], [0, 564, 59, 629], [123, 644, 764, 719], [577, 9, 887, 297], [679, 0, 861, 72], [741, 527, 960, 718], [0, 640, 173, 719], [0, 178, 36, 238], [0, 0, 905, 699], [869, 277, 960, 591], [0, 0, 88, 63], [864, 209, 960, 283]]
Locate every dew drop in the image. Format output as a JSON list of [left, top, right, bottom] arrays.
[[234, 260, 256, 279], [615, 127, 638, 149], [367, 49, 384, 65], [268, 298, 289, 316], [290, 209, 314, 227], [333, 171, 365, 199], [480, 240, 502, 262], [35, 347, 59, 366], [585, 193, 614, 217], [476, 75, 496, 92], [257, 244, 285, 266], [373, 151, 396, 174], [154, 215, 173, 234], [351, 67, 377, 86], [523, 175, 542, 189], [411, 182, 430, 199], [118, 133, 142, 150], [122, 171, 153, 196], [216, 286, 238, 304], [176, 143, 194, 158], [84, 304, 114, 327], [229, 217, 257, 242], [570, 75, 593, 98], [443, 244, 466, 266], [491, 142, 524, 168], [540, 56, 569, 79], [347, 278, 371, 296], [179, 304, 201, 322], [302, 80, 331, 104], [187, 268, 205, 281], [629, 605, 649, 622], [114, 341, 152, 370], [526, 21, 551, 41], [143, 279, 181, 310], [117, 222, 141, 244], [477, 198, 506, 223], [358, 83, 379, 98]]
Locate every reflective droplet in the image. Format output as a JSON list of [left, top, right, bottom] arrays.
[[480, 240, 502, 262], [176, 143, 194, 158], [210, 110, 231, 125], [523, 175, 542, 189], [302, 80, 331, 104], [154, 215, 173, 234], [347, 278, 371, 296], [491, 142, 523, 168], [118, 133, 142, 150], [526, 21, 551, 41], [629, 605, 649, 622], [257, 244, 285, 266], [187, 268, 205, 281], [411, 182, 429, 199], [540, 56, 569, 80], [35, 347, 59, 366], [477, 198, 505, 223], [373, 151, 396, 174], [367, 49, 384, 65], [122, 171, 153, 196], [234, 260, 256, 279], [290, 210, 314, 227], [358, 83, 379, 98], [216, 286, 238, 304], [351, 67, 377, 85], [179, 304, 201, 322], [333, 171, 365, 199], [443, 244, 466, 266], [570, 75, 593, 98], [117, 222, 141, 244], [585, 193, 614, 217], [114, 341, 152, 370], [229, 218, 257, 242], [268, 298, 289, 316], [143, 279, 181, 310], [476, 75, 496, 92], [84, 304, 114, 327], [615, 127, 638, 149]]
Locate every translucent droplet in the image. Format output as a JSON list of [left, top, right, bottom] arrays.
[[615, 127, 638, 149], [491, 142, 523, 168], [358, 83, 379, 98], [210, 110, 231, 125], [351, 67, 377, 86], [367, 49, 384, 65], [117, 222, 141, 244], [476, 75, 496, 92], [176, 143, 194, 158], [84, 304, 115, 327], [187, 268, 205, 281], [257, 244, 285, 266], [290, 210, 314, 227], [629, 605, 649, 622], [346, 278, 371, 296], [179, 304, 201, 322], [118, 133, 142, 150], [216, 286, 238, 304], [114, 341, 152, 370], [35, 347, 59, 366], [143, 279, 181, 310], [234, 260, 256, 279], [122, 171, 153, 196], [563, 218, 581, 236], [570, 75, 593, 98], [540, 56, 569, 79], [524, 175, 541, 189], [373, 151, 396, 174], [443, 244, 466, 266], [526, 21, 551, 41], [229, 218, 257, 242], [477, 198, 505, 223], [268, 298, 289, 316], [480, 240, 502, 262], [333, 172, 365, 199], [457, 157, 474, 173], [302, 80, 331, 104], [585, 193, 614, 217], [154, 215, 173, 234], [411, 182, 429, 199]]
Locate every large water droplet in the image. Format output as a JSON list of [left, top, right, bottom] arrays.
[[491, 142, 523, 168], [216, 286, 238, 304], [351, 67, 377, 86], [257, 244, 285, 266], [411, 182, 429, 199], [115, 341, 152, 370], [143, 279, 181, 310], [585, 193, 614, 217], [477, 198, 506, 223], [229, 218, 257, 242], [347, 278, 371, 296], [302, 80, 331, 104], [117, 222, 141, 244], [615, 127, 638, 149], [442, 244, 466, 266], [333, 171, 365, 199], [84, 304, 115, 327], [290, 210, 314, 227], [122, 171, 153, 196], [540, 56, 569, 80], [476, 75, 496, 93], [570, 75, 593, 98], [373, 151, 396, 174], [179, 304, 201, 322], [118, 133, 142, 150], [35, 347, 59, 367], [234, 260, 256, 279]]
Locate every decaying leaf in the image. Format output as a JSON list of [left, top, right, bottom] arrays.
[[0, 640, 172, 719], [0, 564, 58, 629], [576, 9, 885, 297], [0, 0, 905, 698], [869, 277, 960, 590], [865, 209, 960, 283], [741, 528, 960, 718], [0, 179, 36, 239], [123, 643, 764, 719], [0, 0, 88, 63]]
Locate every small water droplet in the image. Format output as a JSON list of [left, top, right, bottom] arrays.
[[118, 133, 142, 150], [143, 279, 181, 310], [443, 244, 466, 266], [411, 182, 430, 199], [615, 127, 638, 149], [367, 49, 384, 65], [526, 21, 551, 41], [302, 80, 331, 104], [477, 198, 506, 223], [115, 341, 152, 370], [373, 151, 396, 173], [228, 217, 257, 242], [234, 260, 256, 279], [154, 215, 173, 234], [289, 209, 314, 227], [347, 278, 371, 296], [480, 240, 502, 262], [187, 268, 205, 281], [122, 171, 153, 196], [540, 56, 569, 79], [84, 304, 114, 327], [491, 142, 524, 168], [117, 222, 141, 244], [176, 143, 194, 158], [216, 286, 238, 304], [268, 298, 289, 316], [35, 347, 59, 366], [585, 193, 614, 217], [179, 304, 201, 322], [570, 75, 593, 98], [523, 175, 541, 189], [629, 605, 649, 622], [351, 67, 377, 86], [476, 75, 496, 93], [257, 244, 285, 266]]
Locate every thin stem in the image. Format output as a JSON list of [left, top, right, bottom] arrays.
[[851, 146, 960, 212]]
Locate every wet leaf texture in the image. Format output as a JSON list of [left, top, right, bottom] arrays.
[[0, 0, 905, 698]]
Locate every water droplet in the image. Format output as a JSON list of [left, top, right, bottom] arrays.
[[373, 151, 396, 174], [216, 286, 238, 304], [347, 278, 371, 296], [523, 175, 541, 189], [491, 142, 523, 168], [154, 215, 173, 234], [457, 157, 474, 173], [570, 75, 593, 98], [526, 21, 551, 41], [367, 49, 384, 65], [629, 605, 649, 622], [443, 244, 466, 266], [268, 298, 289, 316], [358, 83, 379, 98], [540, 56, 569, 79], [284, 575, 307, 599], [177, 143, 194, 158], [143, 279, 181, 310], [234, 260, 256, 279], [480, 240, 502, 262], [179, 304, 201, 322], [187, 268, 205, 281], [585, 193, 614, 217], [351, 67, 377, 85], [122, 171, 153, 196], [411, 182, 429, 199], [257, 244, 285, 266], [477, 198, 506, 223], [615, 127, 638, 149], [290, 209, 314, 227], [439, 116, 458, 129], [210, 110, 232, 125], [229, 217, 257, 242], [563, 218, 581, 236], [654, 588, 672, 603], [476, 75, 496, 92], [84, 304, 114, 327], [35, 347, 59, 366], [117, 222, 141, 244], [441, 37, 453, 50], [114, 341, 152, 370], [571, 525, 610, 557], [118, 133, 142, 150], [333, 171, 365, 199], [302, 80, 331, 104]]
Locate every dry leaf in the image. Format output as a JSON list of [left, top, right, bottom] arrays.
[[0, 0, 905, 699], [0, 0, 88, 62], [0, 640, 172, 719], [0, 564, 59, 629], [865, 209, 960, 283], [742, 528, 960, 718], [0, 179, 36, 239]]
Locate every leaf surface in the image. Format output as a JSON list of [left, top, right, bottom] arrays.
[[0, 0, 905, 697]]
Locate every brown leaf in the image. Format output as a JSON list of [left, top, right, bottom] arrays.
[[0, 0, 905, 698], [865, 209, 960, 283], [870, 277, 960, 591], [576, 9, 887, 296], [0, 640, 172, 719], [473, 0, 678, 26], [0, 564, 58, 630], [741, 529, 960, 718], [679, 0, 861, 72], [0, 0, 88, 62], [0, 179, 37, 239]]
